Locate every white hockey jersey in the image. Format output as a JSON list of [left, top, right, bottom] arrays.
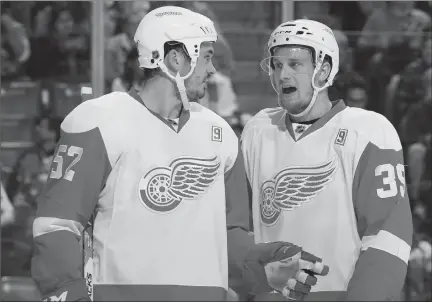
[[32, 90, 254, 301], [241, 100, 413, 301]]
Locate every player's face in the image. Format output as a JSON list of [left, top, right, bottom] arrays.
[[183, 42, 216, 102], [55, 10, 74, 37], [271, 46, 316, 114]]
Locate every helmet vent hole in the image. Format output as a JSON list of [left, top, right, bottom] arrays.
[[195, 49, 198, 53], [150, 59, 154, 64], [296, 31, 304, 35], [302, 27, 308, 30], [286, 38, 289, 41]]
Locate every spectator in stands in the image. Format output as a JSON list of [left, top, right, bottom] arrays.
[[27, 6, 90, 79], [3, 116, 62, 276], [343, 74, 369, 109], [407, 202, 432, 301], [357, 1, 430, 73], [357, 1, 386, 17], [105, 1, 150, 92], [121, 1, 151, 41], [295, 1, 342, 30], [334, 30, 353, 72], [386, 33, 432, 127], [356, 2, 431, 115], [7, 116, 62, 201], [399, 68, 432, 203], [1, 181, 23, 277], [111, 47, 143, 92], [328, 30, 366, 105], [328, 30, 351, 102], [1, 2, 31, 80]]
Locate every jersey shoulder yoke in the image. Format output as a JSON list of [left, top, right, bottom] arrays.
[[62, 92, 134, 134], [339, 107, 401, 150], [244, 107, 285, 130], [190, 102, 237, 137]]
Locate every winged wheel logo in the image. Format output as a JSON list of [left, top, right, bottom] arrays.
[[260, 159, 337, 226], [138, 156, 221, 213]]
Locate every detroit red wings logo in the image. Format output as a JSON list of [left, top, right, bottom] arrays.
[[138, 156, 221, 213], [260, 159, 338, 226]]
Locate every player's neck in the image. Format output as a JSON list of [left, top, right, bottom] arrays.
[[138, 76, 183, 119], [289, 92, 332, 123]]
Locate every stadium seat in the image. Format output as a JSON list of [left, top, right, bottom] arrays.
[[0, 142, 34, 171], [0, 116, 34, 142], [50, 82, 90, 118], [0, 81, 41, 116]]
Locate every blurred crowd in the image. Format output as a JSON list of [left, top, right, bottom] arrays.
[[1, 1, 431, 300]]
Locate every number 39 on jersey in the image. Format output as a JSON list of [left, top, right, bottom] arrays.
[[375, 163, 406, 199]]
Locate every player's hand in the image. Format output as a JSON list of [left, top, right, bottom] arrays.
[[265, 249, 329, 300], [240, 241, 328, 301]]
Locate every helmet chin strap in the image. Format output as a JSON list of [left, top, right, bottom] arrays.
[[158, 60, 197, 111], [288, 76, 320, 119], [175, 73, 190, 111]]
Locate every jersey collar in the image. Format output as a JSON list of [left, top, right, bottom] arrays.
[[128, 89, 191, 133], [284, 100, 346, 141]]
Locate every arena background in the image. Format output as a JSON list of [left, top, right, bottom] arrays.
[[1, 1, 431, 300]]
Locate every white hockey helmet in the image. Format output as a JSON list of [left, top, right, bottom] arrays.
[[134, 6, 218, 110], [261, 19, 339, 117]]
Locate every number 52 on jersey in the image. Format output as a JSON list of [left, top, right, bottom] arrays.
[[50, 144, 83, 181]]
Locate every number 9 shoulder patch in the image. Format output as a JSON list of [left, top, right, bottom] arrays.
[[335, 129, 348, 146], [212, 126, 222, 142]]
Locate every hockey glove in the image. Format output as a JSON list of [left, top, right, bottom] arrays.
[[265, 249, 329, 300], [240, 241, 329, 301]]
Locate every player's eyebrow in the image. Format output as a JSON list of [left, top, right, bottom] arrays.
[[273, 57, 302, 64], [287, 56, 308, 64], [292, 57, 304, 62]]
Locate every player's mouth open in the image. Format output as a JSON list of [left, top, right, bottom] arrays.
[[282, 86, 297, 94]]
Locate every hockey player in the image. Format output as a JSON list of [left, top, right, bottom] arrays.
[[31, 7, 328, 302], [241, 19, 413, 301]]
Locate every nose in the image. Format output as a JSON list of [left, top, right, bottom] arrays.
[[207, 61, 216, 76], [280, 64, 294, 81]]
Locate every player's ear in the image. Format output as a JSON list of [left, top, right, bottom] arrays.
[[164, 49, 183, 74], [316, 61, 331, 86]]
